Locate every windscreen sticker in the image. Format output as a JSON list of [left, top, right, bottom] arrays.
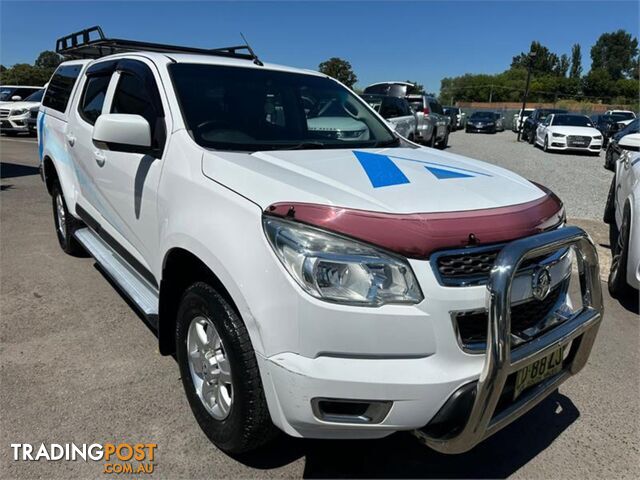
[[353, 151, 491, 188]]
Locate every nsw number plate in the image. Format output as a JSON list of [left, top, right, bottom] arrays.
[[514, 346, 564, 400]]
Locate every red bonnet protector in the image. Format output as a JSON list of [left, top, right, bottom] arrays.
[[264, 187, 565, 259]]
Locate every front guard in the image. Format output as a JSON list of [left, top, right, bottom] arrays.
[[414, 226, 603, 454]]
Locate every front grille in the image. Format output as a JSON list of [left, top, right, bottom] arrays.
[[0, 109, 9, 119], [454, 280, 567, 351], [433, 245, 564, 286], [567, 135, 591, 147]]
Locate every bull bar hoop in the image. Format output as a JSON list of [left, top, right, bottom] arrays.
[[415, 225, 603, 454]]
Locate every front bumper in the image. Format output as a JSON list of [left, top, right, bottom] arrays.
[[259, 227, 602, 449], [548, 138, 602, 152], [415, 226, 602, 453], [0, 116, 30, 132], [466, 124, 496, 133]]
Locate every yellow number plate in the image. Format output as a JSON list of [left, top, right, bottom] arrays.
[[514, 346, 564, 400]]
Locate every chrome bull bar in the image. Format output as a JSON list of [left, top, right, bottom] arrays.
[[415, 226, 603, 454]]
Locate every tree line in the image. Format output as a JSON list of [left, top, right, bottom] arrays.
[[440, 30, 639, 106], [0, 51, 63, 85]]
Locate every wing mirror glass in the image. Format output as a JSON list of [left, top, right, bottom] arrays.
[[92, 114, 152, 155]]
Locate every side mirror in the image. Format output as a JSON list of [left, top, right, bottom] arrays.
[[93, 114, 152, 154], [11, 95, 22, 101]]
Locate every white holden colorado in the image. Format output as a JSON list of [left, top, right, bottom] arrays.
[[39, 27, 603, 454]]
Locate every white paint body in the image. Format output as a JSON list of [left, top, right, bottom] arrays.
[[39, 53, 574, 439], [613, 136, 640, 289]]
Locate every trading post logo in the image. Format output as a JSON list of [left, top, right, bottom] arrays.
[[11, 442, 157, 475]]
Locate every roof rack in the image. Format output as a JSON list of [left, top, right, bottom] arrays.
[[55, 26, 256, 61]]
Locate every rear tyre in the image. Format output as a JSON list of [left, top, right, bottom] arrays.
[[428, 129, 437, 147], [176, 282, 277, 454], [608, 206, 636, 299], [51, 183, 85, 256], [436, 129, 449, 150]]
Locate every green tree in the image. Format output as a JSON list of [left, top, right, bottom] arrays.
[[590, 30, 639, 80], [569, 44, 582, 79], [318, 57, 358, 88], [582, 68, 614, 99], [556, 54, 570, 77], [35, 50, 63, 69], [511, 41, 560, 76]]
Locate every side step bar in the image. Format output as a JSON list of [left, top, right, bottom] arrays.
[[74, 228, 159, 327]]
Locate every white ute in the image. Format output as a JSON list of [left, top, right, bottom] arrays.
[[40, 28, 604, 455]]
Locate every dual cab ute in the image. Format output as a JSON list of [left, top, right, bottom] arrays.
[[39, 27, 603, 455]]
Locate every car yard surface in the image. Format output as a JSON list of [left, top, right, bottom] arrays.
[[1, 135, 638, 479]]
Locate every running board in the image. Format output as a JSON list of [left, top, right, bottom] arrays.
[[74, 228, 159, 327]]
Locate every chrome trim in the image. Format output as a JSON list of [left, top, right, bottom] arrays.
[[414, 226, 603, 454], [430, 243, 570, 287]]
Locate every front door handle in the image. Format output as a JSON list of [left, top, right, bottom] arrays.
[[66, 134, 75, 147], [94, 151, 106, 167]]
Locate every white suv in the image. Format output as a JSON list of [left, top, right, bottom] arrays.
[[40, 28, 604, 455]]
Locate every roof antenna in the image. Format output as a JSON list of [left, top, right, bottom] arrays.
[[240, 32, 263, 66]]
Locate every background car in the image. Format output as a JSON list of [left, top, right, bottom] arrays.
[[604, 118, 640, 170], [603, 135, 640, 299], [444, 106, 462, 130], [465, 111, 498, 133], [306, 97, 370, 141], [492, 112, 505, 132], [521, 108, 568, 143], [590, 114, 626, 148], [0, 85, 43, 104], [363, 81, 415, 97], [534, 113, 602, 154], [361, 94, 418, 141], [512, 108, 534, 132], [407, 95, 450, 148], [0, 88, 44, 136], [604, 109, 636, 128]]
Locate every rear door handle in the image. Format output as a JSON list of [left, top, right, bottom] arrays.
[[66, 134, 75, 147], [94, 151, 106, 167]]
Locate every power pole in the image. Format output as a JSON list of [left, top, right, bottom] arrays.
[[517, 51, 537, 142]]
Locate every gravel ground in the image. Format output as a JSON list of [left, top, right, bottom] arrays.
[[1, 137, 638, 479], [446, 130, 612, 222]]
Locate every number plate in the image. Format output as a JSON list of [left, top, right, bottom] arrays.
[[514, 346, 564, 400]]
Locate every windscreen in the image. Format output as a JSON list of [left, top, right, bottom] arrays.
[[24, 89, 44, 102], [551, 115, 593, 127], [0, 87, 18, 101], [170, 64, 396, 151], [470, 112, 495, 120]]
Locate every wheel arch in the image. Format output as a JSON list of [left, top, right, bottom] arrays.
[[158, 247, 250, 356]]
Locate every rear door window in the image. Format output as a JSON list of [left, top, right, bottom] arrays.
[[78, 75, 111, 125], [42, 64, 83, 113]]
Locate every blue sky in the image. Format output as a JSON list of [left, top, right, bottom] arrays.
[[1, 1, 638, 93]]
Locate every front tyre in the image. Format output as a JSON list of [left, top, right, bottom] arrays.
[[51, 183, 85, 256], [176, 282, 276, 454]]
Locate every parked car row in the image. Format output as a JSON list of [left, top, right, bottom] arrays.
[[361, 82, 451, 149]]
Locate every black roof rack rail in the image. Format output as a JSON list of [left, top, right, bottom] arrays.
[[55, 26, 256, 61]]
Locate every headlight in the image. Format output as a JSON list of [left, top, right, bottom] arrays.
[[336, 129, 366, 139], [11, 108, 28, 116], [593, 135, 602, 140], [552, 133, 566, 138], [263, 217, 423, 306]]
